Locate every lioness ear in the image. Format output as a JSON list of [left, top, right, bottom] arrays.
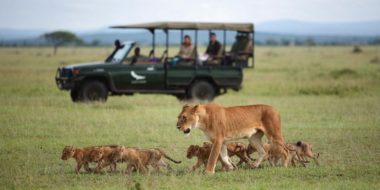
[[192, 104, 200, 113]]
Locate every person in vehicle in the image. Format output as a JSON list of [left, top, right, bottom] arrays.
[[228, 33, 253, 66], [178, 35, 194, 60], [130, 47, 141, 65], [205, 32, 221, 59]]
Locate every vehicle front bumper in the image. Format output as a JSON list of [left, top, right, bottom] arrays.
[[55, 68, 74, 90]]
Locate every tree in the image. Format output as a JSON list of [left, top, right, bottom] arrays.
[[281, 38, 291, 46], [305, 37, 316, 46], [91, 39, 101, 46], [265, 38, 279, 46], [42, 31, 83, 54]]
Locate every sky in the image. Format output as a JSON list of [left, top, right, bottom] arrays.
[[0, 0, 380, 31]]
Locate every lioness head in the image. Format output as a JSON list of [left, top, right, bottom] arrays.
[[176, 104, 204, 134], [61, 146, 75, 160], [186, 145, 200, 159]]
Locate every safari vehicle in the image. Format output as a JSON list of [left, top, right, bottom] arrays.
[[55, 22, 255, 102]]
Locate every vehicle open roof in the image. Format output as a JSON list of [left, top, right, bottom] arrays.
[[110, 22, 254, 32]]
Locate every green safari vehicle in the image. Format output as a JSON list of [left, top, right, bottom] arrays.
[[55, 22, 255, 102]]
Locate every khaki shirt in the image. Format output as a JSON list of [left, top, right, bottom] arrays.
[[178, 44, 194, 59]]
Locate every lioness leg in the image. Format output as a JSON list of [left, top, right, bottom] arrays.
[[206, 140, 223, 174], [249, 131, 266, 168], [220, 144, 234, 171]]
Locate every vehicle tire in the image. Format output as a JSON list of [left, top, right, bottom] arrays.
[[70, 88, 81, 102], [188, 80, 216, 102], [79, 81, 108, 102]]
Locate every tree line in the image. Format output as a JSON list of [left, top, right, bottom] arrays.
[[1, 30, 380, 52]]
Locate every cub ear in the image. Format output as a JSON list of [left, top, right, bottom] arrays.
[[296, 141, 303, 146]]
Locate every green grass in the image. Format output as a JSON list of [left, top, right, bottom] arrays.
[[0, 46, 380, 189]]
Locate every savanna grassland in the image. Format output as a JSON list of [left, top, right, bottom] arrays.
[[0, 46, 379, 189]]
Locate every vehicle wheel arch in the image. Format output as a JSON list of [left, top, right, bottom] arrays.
[[80, 75, 113, 92], [189, 76, 219, 94]]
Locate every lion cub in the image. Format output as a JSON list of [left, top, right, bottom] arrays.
[[187, 142, 247, 171], [246, 143, 271, 162], [292, 141, 320, 165], [284, 143, 307, 167], [225, 143, 251, 166], [92, 146, 122, 173], [61, 145, 119, 174], [246, 143, 306, 167], [61, 146, 102, 173], [109, 147, 181, 173]]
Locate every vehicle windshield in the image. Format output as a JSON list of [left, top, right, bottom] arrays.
[[107, 42, 133, 63]]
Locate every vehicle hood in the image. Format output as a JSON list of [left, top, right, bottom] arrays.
[[63, 61, 107, 69]]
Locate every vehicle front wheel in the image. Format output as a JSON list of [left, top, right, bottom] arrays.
[[70, 88, 81, 102], [188, 80, 216, 102], [79, 81, 108, 102]]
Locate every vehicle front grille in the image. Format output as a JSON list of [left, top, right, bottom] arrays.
[[58, 68, 73, 78]]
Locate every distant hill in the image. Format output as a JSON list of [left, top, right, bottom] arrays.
[[256, 20, 380, 36], [1, 20, 380, 46]]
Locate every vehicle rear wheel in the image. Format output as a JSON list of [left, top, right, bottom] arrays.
[[80, 81, 108, 102], [188, 80, 216, 102]]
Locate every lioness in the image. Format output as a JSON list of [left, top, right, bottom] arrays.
[[176, 103, 290, 174], [111, 147, 181, 173]]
